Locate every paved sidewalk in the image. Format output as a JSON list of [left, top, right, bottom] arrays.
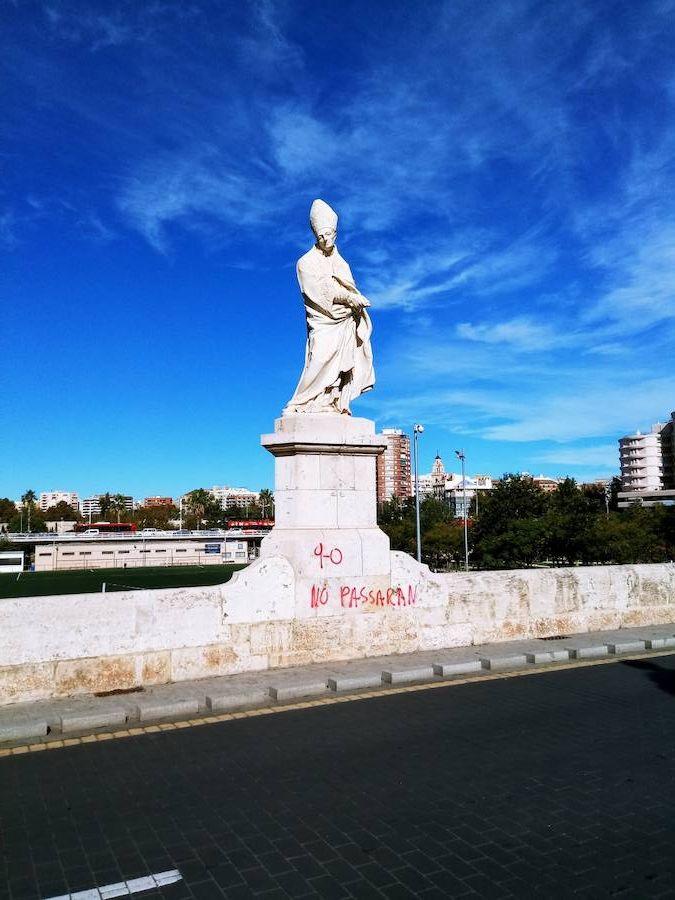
[[2, 623, 675, 746]]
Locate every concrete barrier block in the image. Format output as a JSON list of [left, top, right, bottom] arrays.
[[268, 680, 329, 702], [0, 717, 48, 743], [381, 666, 435, 684], [526, 650, 570, 664], [206, 689, 270, 712], [327, 674, 383, 692], [606, 641, 647, 655], [432, 660, 482, 677], [59, 706, 127, 733], [567, 645, 609, 660], [480, 655, 528, 671], [134, 698, 199, 722], [645, 636, 675, 650]]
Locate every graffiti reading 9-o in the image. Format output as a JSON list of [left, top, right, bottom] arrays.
[[314, 542, 343, 568]]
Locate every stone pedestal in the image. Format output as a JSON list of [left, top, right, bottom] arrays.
[[260, 415, 393, 616]]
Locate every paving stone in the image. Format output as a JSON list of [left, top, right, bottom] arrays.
[[432, 660, 482, 677], [605, 640, 647, 654], [206, 689, 271, 712], [0, 717, 48, 742], [381, 666, 435, 684], [134, 698, 199, 722], [5, 651, 675, 897], [645, 636, 675, 650], [99, 883, 129, 898], [100, 885, 129, 898], [268, 680, 330, 702], [566, 645, 609, 659], [525, 650, 570, 664], [479, 655, 528, 671], [59, 706, 127, 733], [327, 674, 383, 692]]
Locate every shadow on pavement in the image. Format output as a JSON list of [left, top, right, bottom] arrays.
[[622, 657, 675, 697]]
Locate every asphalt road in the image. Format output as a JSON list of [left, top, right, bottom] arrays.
[[2, 655, 675, 899]]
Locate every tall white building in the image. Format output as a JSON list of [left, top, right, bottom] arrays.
[[619, 424, 666, 491], [210, 486, 260, 509], [376, 428, 412, 504], [39, 491, 80, 512], [81, 495, 134, 520], [81, 497, 101, 519]]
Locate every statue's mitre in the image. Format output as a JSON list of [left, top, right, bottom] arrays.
[[309, 198, 338, 234]]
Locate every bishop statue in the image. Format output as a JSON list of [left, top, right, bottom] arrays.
[[284, 199, 375, 416]]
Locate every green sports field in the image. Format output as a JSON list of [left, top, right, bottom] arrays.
[[0, 564, 247, 599]]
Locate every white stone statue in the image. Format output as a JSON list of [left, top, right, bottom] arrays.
[[283, 199, 375, 416]]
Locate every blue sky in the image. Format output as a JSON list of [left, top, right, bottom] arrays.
[[2, 0, 675, 500]]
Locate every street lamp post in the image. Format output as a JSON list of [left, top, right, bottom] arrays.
[[455, 449, 469, 572], [179, 496, 184, 530], [413, 424, 424, 563]]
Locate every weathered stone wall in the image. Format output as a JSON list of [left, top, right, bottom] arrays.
[[1, 556, 673, 705]]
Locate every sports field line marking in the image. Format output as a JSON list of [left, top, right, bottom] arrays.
[[43, 868, 181, 899], [3, 647, 675, 758]]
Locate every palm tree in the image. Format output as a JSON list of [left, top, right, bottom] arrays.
[[259, 488, 275, 520], [21, 489, 37, 532], [111, 494, 129, 523], [185, 489, 210, 530], [98, 492, 113, 520]]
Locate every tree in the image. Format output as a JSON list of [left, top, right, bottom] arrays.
[[544, 478, 594, 566], [477, 517, 549, 569], [98, 493, 113, 519], [423, 521, 465, 570], [43, 501, 81, 522], [110, 494, 130, 523], [378, 496, 416, 554], [582, 509, 667, 565], [182, 489, 222, 529], [258, 489, 275, 520], [133, 504, 179, 530], [472, 474, 548, 568], [20, 489, 38, 532], [0, 498, 17, 526]]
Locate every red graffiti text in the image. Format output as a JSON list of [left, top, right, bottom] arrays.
[[308, 583, 417, 610], [313, 542, 343, 568]]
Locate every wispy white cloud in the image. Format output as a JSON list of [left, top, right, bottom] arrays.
[[116, 147, 280, 252], [456, 317, 561, 351], [480, 376, 675, 443], [532, 444, 619, 468]]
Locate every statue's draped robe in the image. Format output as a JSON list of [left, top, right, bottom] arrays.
[[284, 245, 375, 414]]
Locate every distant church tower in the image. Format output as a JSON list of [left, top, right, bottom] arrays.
[[431, 453, 446, 501]]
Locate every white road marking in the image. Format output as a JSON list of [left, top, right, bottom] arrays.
[[44, 869, 182, 899]]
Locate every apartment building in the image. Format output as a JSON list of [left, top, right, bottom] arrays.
[[39, 491, 80, 512], [619, 424, 666, 492], [210, 486, 260, 509], [81, 495, 135, 520], [376, 428, 412, 503], [617, 412, 675, 507]]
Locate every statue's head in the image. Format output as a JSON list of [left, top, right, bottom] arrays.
[[310, 199, 338, 254]]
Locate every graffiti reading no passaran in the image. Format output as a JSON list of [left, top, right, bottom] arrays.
[[309, 584, 417, 609]]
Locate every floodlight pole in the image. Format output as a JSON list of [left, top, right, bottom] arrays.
[[455, 449, 469, 572], [413, 424, 424, 563]]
